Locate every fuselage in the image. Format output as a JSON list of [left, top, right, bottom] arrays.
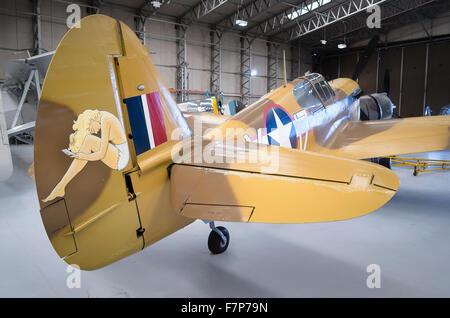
[[214, 74, 361, 154]]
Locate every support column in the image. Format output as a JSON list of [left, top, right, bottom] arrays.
[[134, 16, 146, 45], [32, 0, 42, 55], [376, 49, 381, 92], [423, 43, 430, 114], [290, 45, 301, 81], [210, 29, 222, 94], [398, 47, 405, 116], [240, 36, 253, 106], [267, 43, 279, 92], [176, 25, 189, 103]]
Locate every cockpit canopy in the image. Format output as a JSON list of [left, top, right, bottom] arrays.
[[293, 73, 335, 108]]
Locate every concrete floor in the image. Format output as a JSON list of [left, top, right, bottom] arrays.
[[0, 145, 449, 298]]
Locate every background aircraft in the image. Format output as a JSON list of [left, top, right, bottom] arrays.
[[0, 92, 13, 181], [425, 105, 450, 116], [33, 15, 450, 270], [441, 106, 450, 115], [3, 51, 53, 138], [0, 50, 54, 181]]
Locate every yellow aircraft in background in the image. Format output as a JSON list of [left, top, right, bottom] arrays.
[[33, 15, 450, 270]]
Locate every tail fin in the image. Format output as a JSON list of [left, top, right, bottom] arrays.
[[34, 15, 191, 270], [116, 19, 191, 157]]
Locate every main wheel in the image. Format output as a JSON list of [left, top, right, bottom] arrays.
[[208, 226, 230, 255], [379, 157, 392, 169]]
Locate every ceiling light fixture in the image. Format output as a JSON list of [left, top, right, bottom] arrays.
[[287, 0, 332, 20], [235, 0, 248, 27], [151, 1, 161, 8], [321, 27, 327, 45], [338, 22, 348, 50], [251, 69, 257, 76], [235, 19, 248, 27]]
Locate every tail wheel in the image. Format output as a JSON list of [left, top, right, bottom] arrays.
[[208, 226, 230, 255]]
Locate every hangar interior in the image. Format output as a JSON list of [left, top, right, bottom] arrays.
[[0, 0, 450, 297]]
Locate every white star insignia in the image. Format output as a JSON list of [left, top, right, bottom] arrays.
[[268, 108, 294, 148]]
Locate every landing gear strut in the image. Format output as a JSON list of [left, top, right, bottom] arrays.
[[204, 221, 230, 254]]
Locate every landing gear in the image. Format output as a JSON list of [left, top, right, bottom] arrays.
[[205, 221, 230, 254]]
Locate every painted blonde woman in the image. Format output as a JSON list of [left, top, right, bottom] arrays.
[[43, 109, 129, 202]]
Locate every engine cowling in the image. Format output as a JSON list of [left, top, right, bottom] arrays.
[[359, 93, 394, 121]]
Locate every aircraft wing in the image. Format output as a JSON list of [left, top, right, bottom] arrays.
[[315, 116, 450, 160], [4, 51, 54, 88], [169, 138, 399, 224]]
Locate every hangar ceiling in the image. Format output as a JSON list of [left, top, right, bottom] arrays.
[[90, 0, 450, 48]]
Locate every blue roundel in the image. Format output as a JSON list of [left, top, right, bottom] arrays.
[[265, 106, 298, 149]]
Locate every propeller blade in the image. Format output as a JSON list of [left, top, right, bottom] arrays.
[[383, 69, 391, 96], [352, 35, 380, 81]]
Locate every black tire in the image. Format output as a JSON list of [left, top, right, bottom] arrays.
[[379, 157, 392, 169], [413, 167, 418, 176], [208, 226, 230, 255]]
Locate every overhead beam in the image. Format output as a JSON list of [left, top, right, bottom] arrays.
[[215, 0, 283, 30], [138, 0, 170, 17], [139, 0, 153, 16], [135, 1, 171, 44], [180, 0, 229, 24], [285, 0, 390, 41], [305, 0, 436, 46], [248, 0, 335, 36]]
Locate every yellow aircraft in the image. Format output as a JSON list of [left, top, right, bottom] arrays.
[[34, 15, 450, 270]]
